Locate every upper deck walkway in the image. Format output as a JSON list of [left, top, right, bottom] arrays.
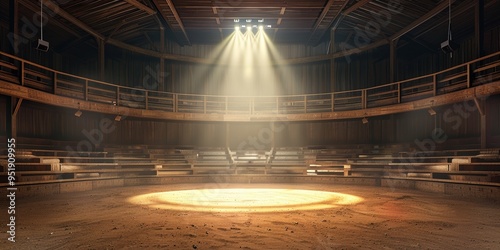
[[0, 51, 499, 122]]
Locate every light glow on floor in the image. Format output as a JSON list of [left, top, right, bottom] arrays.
[[128, 188, 363, 213]]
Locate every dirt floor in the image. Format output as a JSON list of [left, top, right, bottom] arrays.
[[1, 183, 500, 249]]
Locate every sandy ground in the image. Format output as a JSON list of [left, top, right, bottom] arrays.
[[1, 183, 499, 250]]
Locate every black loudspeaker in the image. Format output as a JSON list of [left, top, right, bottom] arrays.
[[36, 39, 49, 52], [440, 39, 458, 54]]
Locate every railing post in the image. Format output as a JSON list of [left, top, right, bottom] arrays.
[[397, 82, 401, 104], [204, 96, 207, 114], [225, 96, 228, 114], [276, 97, 279, 114], [116, 86, 120, 106], [433, 74, 437, 96], [304, 96, 307, 113], [467, 63, 471, 88], [145, 91, 149, 110], [331, 93, 335, 112], [362, 89, 367, 109], [84, 80, 88, 101], [250, 98, 254, 115], [20, 61, 24, 86], [53, 72, 57, 94], [173, 94, 178, 112]]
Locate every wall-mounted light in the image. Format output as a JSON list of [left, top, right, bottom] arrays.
[[362, 117, 368, 124], [258, 19, 264, 23], [428, 107, 437, 116], [74, 102, 82, 117], [115, 115, 122, 122], [234, 19, 240, 23], [246, 19, 252, 23]]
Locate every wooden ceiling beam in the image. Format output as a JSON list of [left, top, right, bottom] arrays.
[[390, 0, 456, 41], [310, 0, 336, 34], [18, 0, 81, 39], [164, 0, 191, 45], [308, 0, 349, 45], [343, 0, 371, 15], [123, 0, 156, 15], [42, 0, 105, 40], [38, 0, 206, 63], [289, 0, 460, 64]]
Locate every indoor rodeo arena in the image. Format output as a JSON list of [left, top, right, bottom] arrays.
[[1, 0, 500, 249]]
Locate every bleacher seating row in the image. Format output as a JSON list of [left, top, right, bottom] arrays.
[[1, 143, 499, 185]]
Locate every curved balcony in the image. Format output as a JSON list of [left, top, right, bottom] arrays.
[[0, 51, 499, 122]]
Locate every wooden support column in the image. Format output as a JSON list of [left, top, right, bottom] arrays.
[[330, 29, 336, 92], [7, 0, 20, 139], [390, 38, 399, 83], [159, 27, 165, 91], [474, 97, 487, 149], [475, 0, 484, 57], [6, 98, 23, 139], [98, 38, 105, 80]]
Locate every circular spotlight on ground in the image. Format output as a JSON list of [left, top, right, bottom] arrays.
[[128, 188, 363, 213]]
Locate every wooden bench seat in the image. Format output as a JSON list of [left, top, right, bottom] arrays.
[[0, 168, 159, 183], [432, 171, 500, 183], [60, 162, 161, 171], [24, 149, 108, 157]]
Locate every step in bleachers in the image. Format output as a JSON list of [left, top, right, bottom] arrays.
[[1, 141, 499, 186]]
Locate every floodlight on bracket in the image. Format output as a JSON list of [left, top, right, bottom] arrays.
[[36, 0, 49, 52]]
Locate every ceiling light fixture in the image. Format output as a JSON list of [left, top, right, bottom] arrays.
[[36, 0, 49, 52]]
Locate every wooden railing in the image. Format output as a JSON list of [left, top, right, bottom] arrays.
[[0, 50, 499, 115]]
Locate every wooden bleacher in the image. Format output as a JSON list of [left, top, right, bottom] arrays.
[[1, 141, 499, 187]]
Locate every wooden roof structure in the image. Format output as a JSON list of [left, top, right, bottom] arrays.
[[1, 0, 499, 58]]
